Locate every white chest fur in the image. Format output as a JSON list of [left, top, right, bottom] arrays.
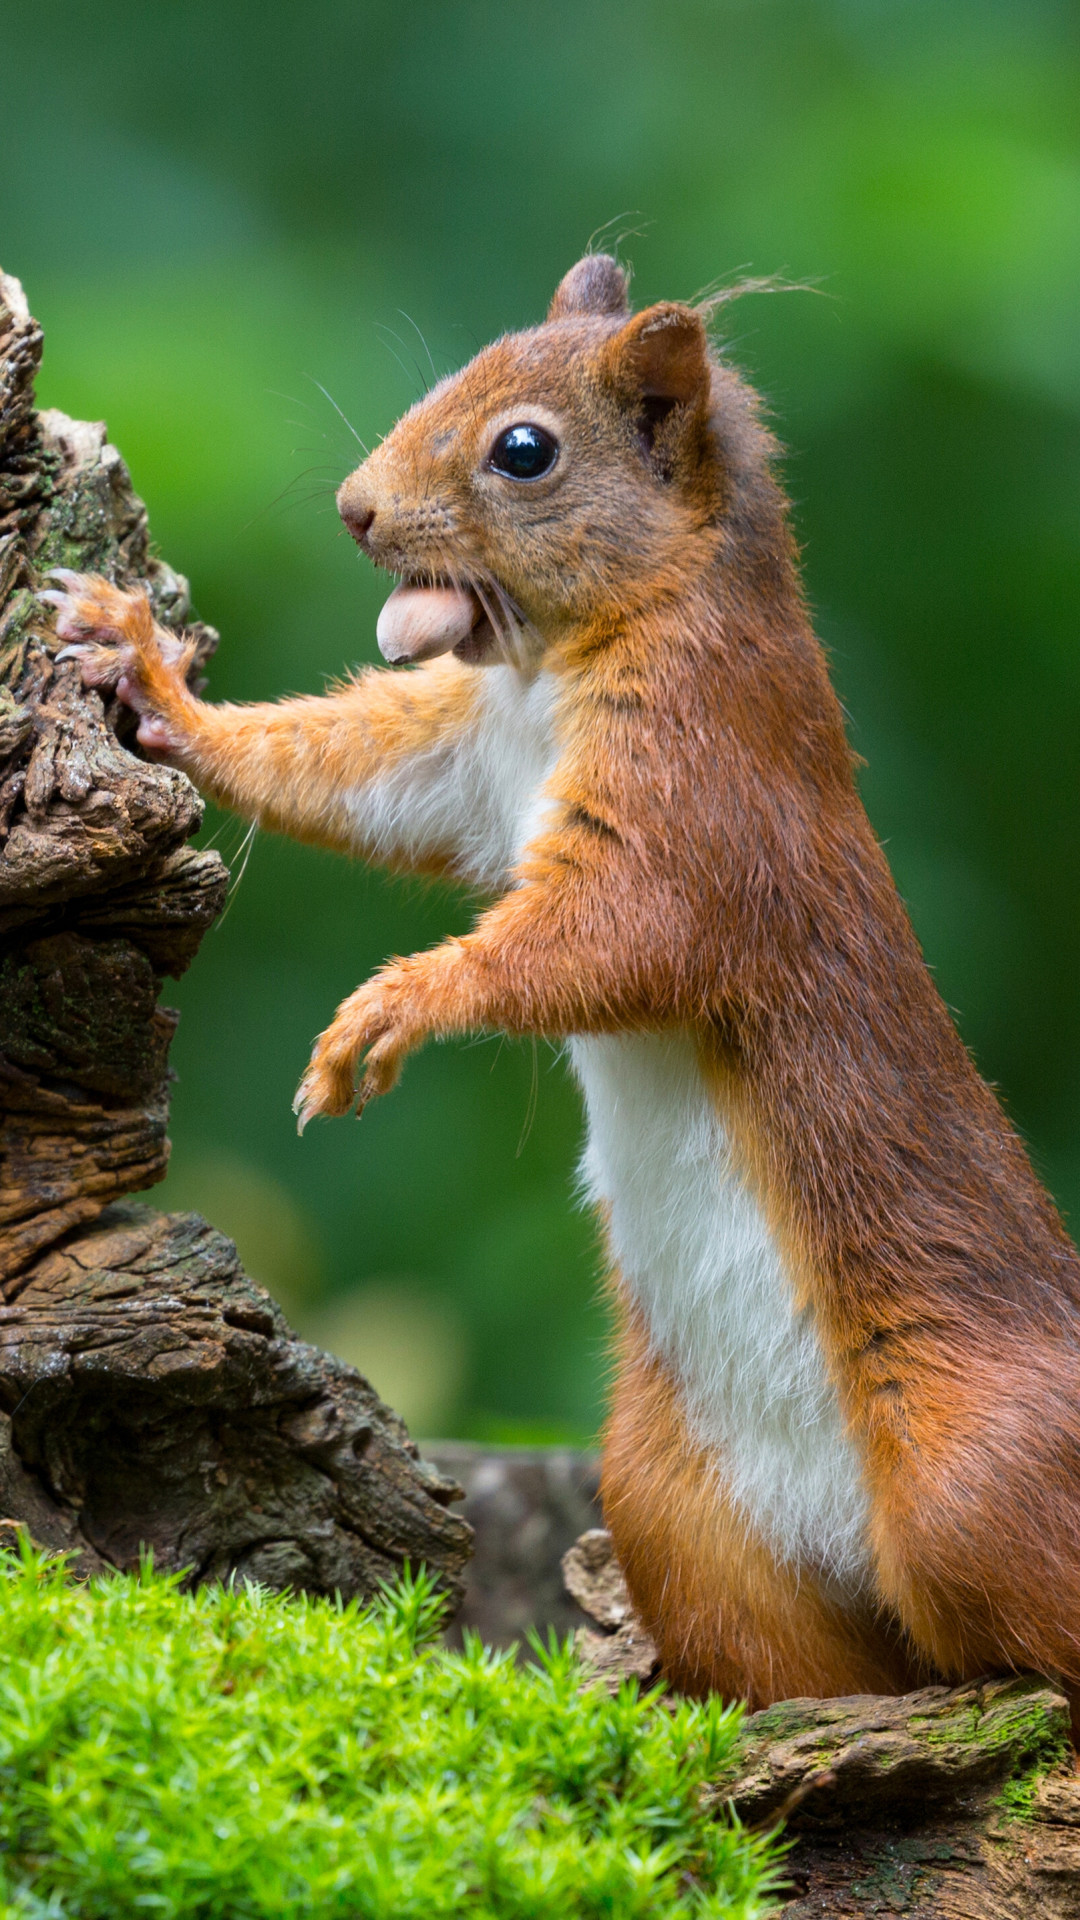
[[347, 665, 559, 891], [352, 667, 870, 1584], [569, 1031, 872, 1587]]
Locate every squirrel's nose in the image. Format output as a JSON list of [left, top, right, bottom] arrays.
[[337, 478, 376, 548], [342, 502, 375, 546]]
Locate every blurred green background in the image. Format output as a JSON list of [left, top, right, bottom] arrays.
[[3, 0, 1079, 1442]]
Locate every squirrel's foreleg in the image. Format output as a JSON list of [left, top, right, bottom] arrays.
[[41, 572, 483, 865], [294, 852, 677, 1127]]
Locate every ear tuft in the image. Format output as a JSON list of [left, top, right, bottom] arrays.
[[548, 254, 630, 321]]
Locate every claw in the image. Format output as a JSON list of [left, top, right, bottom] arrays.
[[43, 567, 84, 586], [54, 643, 88, 661], [36, 590, 68, 609]]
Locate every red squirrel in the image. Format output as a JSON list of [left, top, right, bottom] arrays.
[[43, 253, 1080, 1719]]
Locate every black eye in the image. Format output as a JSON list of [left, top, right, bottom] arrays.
[[488, 423, 559, 481]]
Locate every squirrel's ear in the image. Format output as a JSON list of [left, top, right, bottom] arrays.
[[598, 303, 711, 473], [548, 254, 630, 320], [599, 302, 709, 410]]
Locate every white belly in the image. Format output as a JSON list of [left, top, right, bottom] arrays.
[[569, 1031, 871, 1587]]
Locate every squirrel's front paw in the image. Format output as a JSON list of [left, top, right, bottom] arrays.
[[293, 977, 416, 1132], [40, 569, 151, 669], [38, 570, 188, 751]]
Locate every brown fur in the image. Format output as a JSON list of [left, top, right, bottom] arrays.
[[50, 255, 1080, 1719]]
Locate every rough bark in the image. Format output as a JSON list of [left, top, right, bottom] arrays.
[[0, 1200, 470, 1602], [0, 268, 471, 1606], [0, 269, 222, 1284], [566, 1528, 1080, 1915], [727, 1682, 1080, 1918], [563, 1525, 661, 1686]]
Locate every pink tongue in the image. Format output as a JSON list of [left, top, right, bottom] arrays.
[[376, 583, 479, 664]]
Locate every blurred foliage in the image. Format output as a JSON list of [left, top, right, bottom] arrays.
[[3, 0, 1079, 1442]]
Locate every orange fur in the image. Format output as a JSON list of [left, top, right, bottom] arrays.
[[48, 253, 1080, 1715]]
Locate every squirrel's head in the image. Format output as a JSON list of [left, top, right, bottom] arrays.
[[338, 254, 764, 667]]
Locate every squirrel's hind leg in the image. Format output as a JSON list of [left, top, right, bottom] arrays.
[[602, 1305, 923, 1707], [866, 1390, 1080, 1723]]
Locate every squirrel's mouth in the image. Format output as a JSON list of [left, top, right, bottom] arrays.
[[376, 578, 503, 666]]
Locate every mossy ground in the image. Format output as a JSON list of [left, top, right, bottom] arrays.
[[0, 1544, 781, 1918]]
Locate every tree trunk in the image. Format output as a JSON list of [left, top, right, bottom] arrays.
[[0, 268, 471, 1606], [426, 1440, 602, 1648]]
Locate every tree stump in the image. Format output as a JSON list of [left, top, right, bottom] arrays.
[[0, 1201, 470, 1600], [0, 267, 471, 1606]]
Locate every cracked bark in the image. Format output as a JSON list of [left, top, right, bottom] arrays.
[[0, 1202, 470, 1603], [0, 268, 470, 1608]]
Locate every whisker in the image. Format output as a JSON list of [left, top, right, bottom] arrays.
[[303, 375, 370, 454], [283, 426, 349, 447], [216, 818, 259, 923], [264, 388, 334, 424], [471, 578, 513, 664], [374, 324, 430, 399], [480, 569, 540, 671], [491, 586, 525, 671], [265, 389, 363, 472], [238, 467, 342, 535], [516, 1036, 540, 1158], [281, 459, 343, 479], [397, 309, 439, 389]]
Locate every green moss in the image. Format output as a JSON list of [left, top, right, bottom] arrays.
[[912, 1682, 1072, 1824], [997, 1765, 1045, 1822], [0, 1544, 781, 1918], [917, 1685, 1068, 1761], [0, 587, 40, 689], [994, 1725, 1072, 1825]]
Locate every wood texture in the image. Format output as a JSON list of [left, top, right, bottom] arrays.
[[0, 1200, 470, 1603], [0, 268, 472, 1605], [427, 1441, 602, 1648], [0, 269, 223, 1285], [731, 1682, 1080, 1918]]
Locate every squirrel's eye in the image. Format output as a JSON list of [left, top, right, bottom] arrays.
[[488, 423, 559, 481]]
